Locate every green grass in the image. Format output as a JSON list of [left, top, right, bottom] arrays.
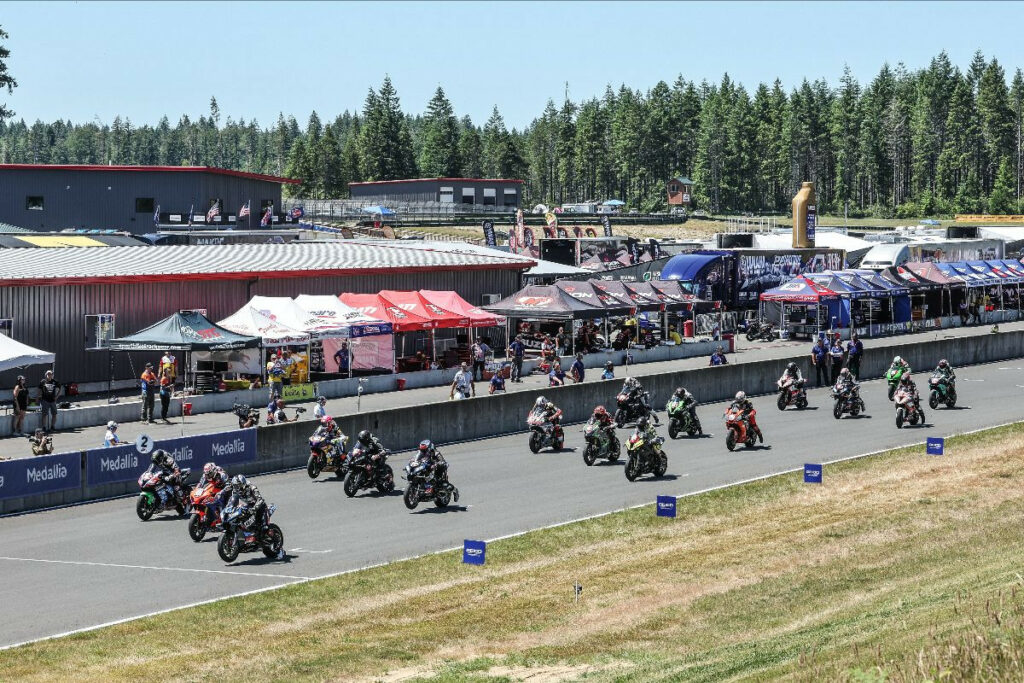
[[3, 424, 1024, 682]]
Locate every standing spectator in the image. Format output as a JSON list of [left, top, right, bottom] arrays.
[[601, 360, 615, 380], [541, 335, 555, 363], [140, 362, 158, 423], [160, 349, 177, 383], [489, 370, 506, 395], [450, 362, 475, 400], [548, 359, 566, 386], [828, 335, 845, 386], [569, 352, 586, 383], [846, 333, 864, 379], [12, 375, 28, 436], [668, 325, 682, 344], [471, 337, 490, 382], [267, 350, 285, 399], [810, 337, 829, 387], [38, 369, 60, 433], [333, 341, 350, 374], [159, 366, 174, 422], [958, 299, 969, 326], [555, 326, 567, 357], [508, 334, 526, 383], [709, 345, 728, 366]]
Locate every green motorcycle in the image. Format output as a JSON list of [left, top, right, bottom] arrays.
[[885, 364, 909, 401], [666, 397, 703, 439]]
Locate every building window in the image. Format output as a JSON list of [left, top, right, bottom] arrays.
[[439, 186, 454, 204], [670, 184, 679, 193], [135, 197, 155, 213], [503, 194, 518, 207], [26, 196, 44, 211], [482, 188, 496, 206], [461, 188, 475, 205]]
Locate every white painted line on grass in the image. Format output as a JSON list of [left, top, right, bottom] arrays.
[[0, 556, 310, 581]]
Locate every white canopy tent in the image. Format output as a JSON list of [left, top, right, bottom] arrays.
[[247, 296, 350, 339], [0, 334, 54, 372], [217, 306, 310, 347]]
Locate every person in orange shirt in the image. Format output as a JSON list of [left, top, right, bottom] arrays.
[[140, 363, 158, 423]]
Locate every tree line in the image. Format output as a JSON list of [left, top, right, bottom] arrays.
[[3, 50, 1024, 217]]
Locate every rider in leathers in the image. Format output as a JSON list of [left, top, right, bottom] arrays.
[[318, 417, 347, 459], [151, 449, 186, 504], [415, 439, 449, 495], [729, 391, 763, 443], [225, 474, 268, 538], [622, 376, 659, 424], [778, 362, 804, 389], [634, 415, 663, 461], [834, 367, 858, 394], [897, 373, 920, 405], [356, 430, 389, 471], [934, 358, 956, 383], [590, 405, 617, 445], [667, 387, 697, 420], [532, 397, 564, 440]]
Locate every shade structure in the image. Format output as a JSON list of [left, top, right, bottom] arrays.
[[904, 262, 966, 286], [483, 284, 611, 320], [554, 280, 635, 315], [987, 260, 1024, 283], [339, 293, 436, 332], [293, 295, 394, 337], [378, 290, 467, 329], [361, 205, 396, 216], [419, 290, 505, 327], [759, 276, 839, 303], [247, 296, 350, 339], [218, 306, 310, 347], [0, 334, 53, 372], [109, 311, 260, 351], [590, 279, 661, 311], [881, 265, 945, 290]]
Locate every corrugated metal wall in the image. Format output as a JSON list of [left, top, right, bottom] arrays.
[[0, 268, 518, 385]]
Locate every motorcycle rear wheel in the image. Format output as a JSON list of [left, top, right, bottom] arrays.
[[343, 471, 362, 498], [796, 396, 808, 409], [614, 409, 626, 429], [376, 465, 395, 495], [624, 455, 640, 482], [434, 490, 451, 508], [217, 531, 240, 563], [306, 454, 322, 479], [689, 417, 702, 436], [528, 432, 542, 454], [583, 444, 597, 466], [403, 484, 420, 510], [188, 513, 206, 542], [261, 524, 284, 558]]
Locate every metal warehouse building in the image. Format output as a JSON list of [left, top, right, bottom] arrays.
[[349, 177, 523, 210], [0, 241, 533, 385], [0, 164, 299, 234]]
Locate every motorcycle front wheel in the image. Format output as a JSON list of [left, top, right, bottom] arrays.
[[261, 524, 284, 558], [896, 407, 905, 429], [343, 470, 362, 498], [624, 455, 640, 481], [188, 512, 206, 542], [929, 391, 939, 410], [654, 453, 668, 477], [306, 454, 322, 479], [777, 393, 788, 411], [403, 484, 420, 510], [583, 443, 597, 466], [136, 495, 156, 521], [833, 400, 843, 420], [726, 431, 737, 451], [217, 531, 240, 563], [528, 432, 542, 454], [668, 419, 680, 440]]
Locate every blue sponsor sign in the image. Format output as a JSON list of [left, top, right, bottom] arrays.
[[463, 539, 486, 565], [656, 495, 677, 517], [0, 451, 81, 500], [86, 429, 257, 485], [804, 463, 822, 484], [926, 437, 945, 455]]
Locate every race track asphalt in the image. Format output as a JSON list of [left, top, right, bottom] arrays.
[[1, 359, 1022, 648]]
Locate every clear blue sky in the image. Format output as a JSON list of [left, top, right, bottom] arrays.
[[3, 1, 1024, 131]]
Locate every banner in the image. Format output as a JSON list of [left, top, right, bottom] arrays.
[[321, 336, 394, 373], [573, 226, 583, 238], [482, 220, 496, 247], [648, 238, 662, 260], [626, 237, 641, 264], [806, 203, 816, 243], [601, 215, 613, 237], [514, 209, 525, 253], [0, 451, 81, 500], [280, 382, 315, 403], [85, 429, 257, 486]]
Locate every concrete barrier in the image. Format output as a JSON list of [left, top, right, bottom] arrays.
[[3, 327, 1022, 515]]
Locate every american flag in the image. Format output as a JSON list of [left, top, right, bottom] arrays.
[[238, 200, 250, 218], [260, 205, 272, 227], [206, 202, 221, 222], [153, 204, 160, 226]]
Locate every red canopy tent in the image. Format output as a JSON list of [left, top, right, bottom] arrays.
[[419, 290, 505, 328], [379, 290, 467, 329], [339, 293, 436, 332]]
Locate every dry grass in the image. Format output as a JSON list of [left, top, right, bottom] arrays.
[[3, 424, 1024, 682]]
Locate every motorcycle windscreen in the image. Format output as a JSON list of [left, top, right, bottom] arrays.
[[322, 336, 395, 372]]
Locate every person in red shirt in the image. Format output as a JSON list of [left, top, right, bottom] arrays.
[[159, 366, 174, 422]]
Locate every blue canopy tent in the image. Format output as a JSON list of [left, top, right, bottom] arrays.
[[850, 269, 913, 325], [661, 253, 727, 302], [759, 276, 842, 338], [361, 205, 397, 216]]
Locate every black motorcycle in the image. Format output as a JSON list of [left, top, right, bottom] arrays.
[[614, 391, 654, 428], [344, 445, 395, 497], [217, 502, 283, 563], [403, 454, 460, 510], [582, 418, 621, 465], [755, 321, 776, 342], [744, 319, 764, 341], [232, 402, 260, 429], [831, 383, 866, 419], [624, 429, 668, 481], [928, 373, 957, 409]]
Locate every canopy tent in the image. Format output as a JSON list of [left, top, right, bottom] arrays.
[[881, 265, 944, 290], [218, 305, 310, 347], [554, 280, 635, 315], [291, 295, 394, 376], [0, 334, 54, 372], [419, 290, 505, 328], [339, 293, 436, 332], [110, 311, 260, 351], [759, 276, 844, 333], [361, 205, 396, 216], [379, 290, 468, 329], [852, 269, 910, 297], [483, 285, 610, 320], [293, 295, 394, 337], [649, 279, 704, 306], [986, 260, 1024, 284], [906, 262, 966, 286], [247, 296, 350, 339], [831, 270, 912, 326], [759, 276, 840, 303], [602, 199, 625, 206], [591, 279, 662, 311]]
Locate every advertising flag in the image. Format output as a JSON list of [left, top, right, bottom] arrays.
[[153, 204, 160, 226], [260, 205, 273, 227]]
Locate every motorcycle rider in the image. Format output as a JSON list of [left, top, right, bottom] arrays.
[[777, 362, 804, 391], [414, 439, 448, 496], [634, 415, 663, 457], [622, 376, 659, 424], [667, 387, 697, 421], [151, 449, 186, 504], [934, 359, 956, 383], [729, 391, 763, 443], [601, 361, 615, 380], [197, 461, 227, 489], [897, 373, 920, 405], [834, 367, 858, 393], [225, 474, 271, 543], [589, 405, 618, 447], [532, 396, 564, 439], [889, 355, 911, 377], [318, 416, 347, 459], [356, 429, 388, 464]]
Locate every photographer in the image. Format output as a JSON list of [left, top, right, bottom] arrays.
[[267, 398, 304, 424], [29, 428, 53, 456]]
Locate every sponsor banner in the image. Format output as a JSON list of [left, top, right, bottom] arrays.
[[280, 382, 316, 403], [656, 494, 677, 518], [601, 215, 612, 237], [482, 220, 496, 246], [804, 463, 822, 484], [806, 203, 816, 242], [86, 430, 257, 486], [463, 539, 486, 565], [926, 437, 945, 455], [0, 451, 81, 500]]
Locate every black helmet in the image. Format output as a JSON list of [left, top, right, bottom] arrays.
[[151, 449, 170, 467], [316, 395, 327, 405], [418, 439, 434, 453], [637, 416, 650, 428], [673, 387, 684, 397], [787, 362, 797, 372], [358, 430, 372, 446]]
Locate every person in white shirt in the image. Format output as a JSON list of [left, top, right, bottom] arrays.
[[449, 363, 475, 400]]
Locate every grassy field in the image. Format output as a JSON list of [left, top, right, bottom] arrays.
[[4, 424, 1024, 682]]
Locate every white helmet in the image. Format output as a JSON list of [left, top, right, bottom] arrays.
[[534, 396, 547, 409], [735, 391, 746, 402], [107, 420, 117, 429], [893, 355, 902, 365]]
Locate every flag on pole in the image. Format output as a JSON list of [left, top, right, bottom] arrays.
[[260, 204, 272, 227], [289, 206, 304, 220], [238, 200, 250, 218], [187, 204, 194, 227], [153, 204, 160, 226], [206, 201, 221, 222]]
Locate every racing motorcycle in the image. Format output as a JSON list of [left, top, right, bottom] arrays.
[[776, 377, 808, 410], [614, 391, 652, 428], [403, 454, 460, 510], [744, 319, 764, 341], [343, 444, 395, 497], [894, 386, 926, 428], [885, 365, 909, 401], [582, 417, 620, 465], [136, 467, 192, 521], [232, 402, 260, 429], [527, 409, 564, 453], [830, 383, 866, 420], [724, 406, 757, 451], [928, 373, 957, 409], [753, 321, 776, 342], [217, 502, 283, 563], [187, 478, 225, 542], [666, 397, 702, 439], [624, 427, 668, 481], [306, 428, 349, 479]]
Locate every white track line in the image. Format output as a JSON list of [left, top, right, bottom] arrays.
[[2, 419, 1020, 653], [0, 556, 310, 581]]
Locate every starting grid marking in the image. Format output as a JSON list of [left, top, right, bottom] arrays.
[[0, 555, 311, 581]]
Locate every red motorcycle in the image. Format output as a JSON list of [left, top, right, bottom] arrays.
[[776, 377, 808, 410], [136, 466, 192, 521], [188, 480, 225, 542], [894, 387, 926, 428], [724, 406, 757, 451]]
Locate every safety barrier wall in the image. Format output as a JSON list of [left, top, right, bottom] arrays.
[[3, 328, 1022, 515]]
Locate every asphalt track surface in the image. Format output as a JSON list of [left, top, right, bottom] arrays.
[[1, 359, 1022, 649]]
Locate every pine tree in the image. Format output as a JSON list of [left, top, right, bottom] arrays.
[[0, 26, 17, 122], [481, 106, 509, 178], [418, 87, 461, 177], [458, 117, 482, 177], [988, 156, 1015, 213], [831, 66, 861, 217]]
